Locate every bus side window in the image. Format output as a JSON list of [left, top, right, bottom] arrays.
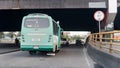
[[53, 21, 58, 36]]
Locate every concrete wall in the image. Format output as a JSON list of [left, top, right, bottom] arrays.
[[87, 43, 120, 68], [0, 0, 106, 9], [0, 0, 87, 9]]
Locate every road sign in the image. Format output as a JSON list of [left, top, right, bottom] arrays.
[[94, 11, 105, 21], [94, 11, 105, 33]]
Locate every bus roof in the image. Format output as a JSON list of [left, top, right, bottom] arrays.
[[27, 13, 49, 17]]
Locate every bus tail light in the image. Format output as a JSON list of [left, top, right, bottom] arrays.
[[48, 35, 52, 42], [22, 40, 25, 42], [21, 34, 25, 42]]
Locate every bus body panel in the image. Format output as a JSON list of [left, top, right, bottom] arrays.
[[21, 45, 53, 51], [58, 27, 61, 49], [21, 15, 54, 52], [20, 14, 61, 52]]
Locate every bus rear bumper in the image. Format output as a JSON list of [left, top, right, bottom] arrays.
[[20, 45, 53, 51]]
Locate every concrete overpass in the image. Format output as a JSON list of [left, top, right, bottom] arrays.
[[0, 0, 118, 32]]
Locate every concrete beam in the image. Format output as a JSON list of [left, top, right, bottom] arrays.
[[0, 0, 107, 9], [89, 2, 106, 8], [0, 0, 86, 9]]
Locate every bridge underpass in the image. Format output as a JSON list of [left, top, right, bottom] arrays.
[[0, 9, 106, 32]]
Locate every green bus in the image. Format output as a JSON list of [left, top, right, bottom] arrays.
[[20, 13, 62, 55]]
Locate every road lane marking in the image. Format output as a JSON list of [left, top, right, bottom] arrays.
[[83, 48, 91, 68]]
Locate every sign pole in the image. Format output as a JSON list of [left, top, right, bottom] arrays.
[[99, 21, 101, 33]]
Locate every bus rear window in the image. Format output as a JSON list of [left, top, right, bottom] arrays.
[[24, 18, 50, 28]]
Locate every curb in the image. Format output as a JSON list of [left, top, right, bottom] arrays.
[[0, 49, 20, 54]]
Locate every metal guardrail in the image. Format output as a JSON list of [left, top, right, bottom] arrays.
[[89, 30, 120, 53]]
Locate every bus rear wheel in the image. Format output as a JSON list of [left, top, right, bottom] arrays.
[[55, 46, 59, 53], [55, 50, 59, 53], [29, 51, 36, 55]]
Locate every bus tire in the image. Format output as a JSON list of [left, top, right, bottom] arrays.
[[56, 50, 60, 53], [55, 46, 59, 53], [29, 51, 36, 55]]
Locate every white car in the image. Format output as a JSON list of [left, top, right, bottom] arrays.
[[61, 38, 69, 45]]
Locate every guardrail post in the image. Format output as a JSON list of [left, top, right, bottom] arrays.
[[90, 35, 93, 44], [95, 34, 97, 46], [89, 35, 91, 43], [100, 34, 102, 49], [93, 35, 95, 45], [109, 33, 113, 53]]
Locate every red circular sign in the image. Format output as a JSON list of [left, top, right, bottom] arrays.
[[94, 11, 105, 21]]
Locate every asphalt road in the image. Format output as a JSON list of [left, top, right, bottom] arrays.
[[0, 45, 103, 68]]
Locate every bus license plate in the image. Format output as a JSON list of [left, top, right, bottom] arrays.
[[32, 38, 40, 41], [33, 46, 39, 49]]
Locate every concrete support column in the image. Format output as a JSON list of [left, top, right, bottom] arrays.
[[105, 0, 117, 31]]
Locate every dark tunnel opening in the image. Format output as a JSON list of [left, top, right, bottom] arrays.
[[0, 8, 106, 32], [114, 7, 120, 30]]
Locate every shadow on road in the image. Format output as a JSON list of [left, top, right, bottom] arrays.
[[61, 44, 84, 48], [11, 44, 85, 58], [0, 43, 19, 54], [94, 64, 104, 68]]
